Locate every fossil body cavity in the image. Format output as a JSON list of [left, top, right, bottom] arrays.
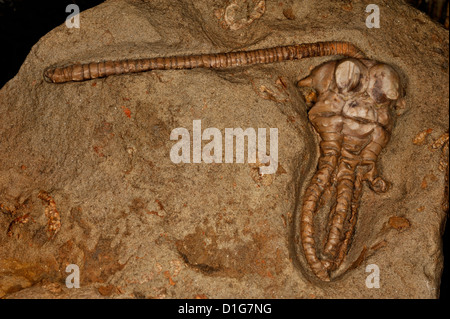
[[342, 98, 378, 123]]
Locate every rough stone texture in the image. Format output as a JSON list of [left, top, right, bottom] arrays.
[[0, 0, 448, 298]]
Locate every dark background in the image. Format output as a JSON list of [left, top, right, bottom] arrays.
[[0, 0, 104, 87], [0, 0, 448, 299]]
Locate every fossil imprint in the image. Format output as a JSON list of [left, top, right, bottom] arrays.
[[297, 58, 404, 281], [43, 41, 405, 281]]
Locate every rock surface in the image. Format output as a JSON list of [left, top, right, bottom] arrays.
[[0, 0, 448, 298]]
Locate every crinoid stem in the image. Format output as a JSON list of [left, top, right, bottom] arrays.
[[43, 41, 365, 83]]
